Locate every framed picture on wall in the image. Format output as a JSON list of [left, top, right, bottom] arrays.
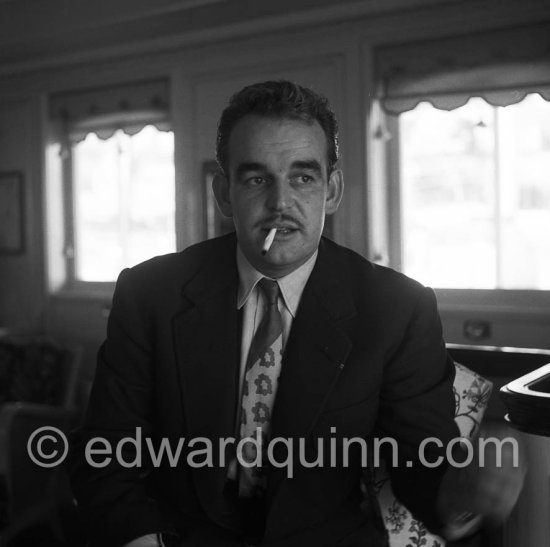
[[0, 171, 25, 254], [203, 160, 235, 239]]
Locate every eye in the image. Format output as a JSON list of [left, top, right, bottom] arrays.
[[245, 176, 266, 186], [295, 174, 314, 184]]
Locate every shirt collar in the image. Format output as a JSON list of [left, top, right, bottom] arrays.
[[236, 246, 318, 317]]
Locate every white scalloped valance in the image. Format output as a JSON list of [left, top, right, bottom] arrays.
[[50, 79, 170, 142], [376, 23, 550, 114]]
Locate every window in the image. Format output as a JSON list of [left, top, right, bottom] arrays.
[[71, 126, 175, 282], [398, 93, 550, 290], [48, 79, 175, 292], [372, 23, 550, 347]]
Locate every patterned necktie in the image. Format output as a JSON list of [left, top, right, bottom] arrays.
[[238, 278, 283, 497]]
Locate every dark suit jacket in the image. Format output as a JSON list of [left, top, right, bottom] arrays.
[[70, 234, 458, 547]]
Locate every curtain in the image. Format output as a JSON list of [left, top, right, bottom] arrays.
[[50, 79, 170, 142], [376, 22, 550, 114]]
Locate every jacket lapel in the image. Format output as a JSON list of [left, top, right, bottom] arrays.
[[264, 240, 358, 539], [271, 239, 357, 440], [172, 237, 240, 444], [171, 236, 242, 528]]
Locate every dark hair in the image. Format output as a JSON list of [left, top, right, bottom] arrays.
[[216, 80, 339, 176]]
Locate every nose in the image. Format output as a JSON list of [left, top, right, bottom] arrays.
[[266, 179, 292, 211]]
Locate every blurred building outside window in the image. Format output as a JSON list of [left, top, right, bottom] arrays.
[[398, 93, 550, 290], [68, 125, 175, 282]]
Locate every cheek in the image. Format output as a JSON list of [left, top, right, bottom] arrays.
[[232, 199, 254, 221], [238, 194, 264, 215], [302, 198, 326, 222]]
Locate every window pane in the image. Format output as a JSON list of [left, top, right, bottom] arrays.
[[399, 94, 550, 289], [72, 126, 175, 282], [498, 94, 550, 289]]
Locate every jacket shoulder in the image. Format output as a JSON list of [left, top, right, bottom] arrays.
[[116, 233, 235, 291], [321, 237, 427, 299]]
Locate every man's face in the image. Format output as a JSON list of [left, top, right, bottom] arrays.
[[213, 115, 343, 278]]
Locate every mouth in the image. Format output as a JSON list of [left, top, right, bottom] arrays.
[[259, 224, 300, 255], [262, 225, 299, 236]]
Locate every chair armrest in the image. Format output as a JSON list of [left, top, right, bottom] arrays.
[[371, 363, 493, 547]]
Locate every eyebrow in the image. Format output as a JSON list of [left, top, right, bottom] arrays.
[[290, 160, 323, 176], [235, 159, 324, 178], [235, 162, 266, 178]]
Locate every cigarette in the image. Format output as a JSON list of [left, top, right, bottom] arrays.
[[261, 228, 277, 255]]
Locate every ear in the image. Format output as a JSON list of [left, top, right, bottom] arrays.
[[212, 171, 233, 217], [325, 168, 344, 215]]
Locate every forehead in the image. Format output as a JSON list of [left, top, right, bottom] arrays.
[[226, 115, 328, 170]]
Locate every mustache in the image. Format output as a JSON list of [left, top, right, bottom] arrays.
[[256, 215, 303, 230]]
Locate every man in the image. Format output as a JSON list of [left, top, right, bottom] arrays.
[[70, 81, 523, 547]]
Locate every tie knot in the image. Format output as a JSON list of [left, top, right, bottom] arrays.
[[258, 278, 279, 306]]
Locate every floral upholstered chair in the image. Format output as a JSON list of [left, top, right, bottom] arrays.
[[373, 362, 493, 547]]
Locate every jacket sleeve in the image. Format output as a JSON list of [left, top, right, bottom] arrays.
[[69, 268, 179, 547], [376, 286, 459, 533]]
